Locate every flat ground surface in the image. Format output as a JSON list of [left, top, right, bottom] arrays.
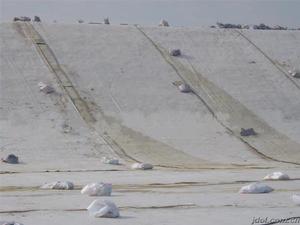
[[0, 22, 299, 225]]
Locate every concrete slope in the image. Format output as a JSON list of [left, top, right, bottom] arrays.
[[31, 22, 280, 168], [1, 22, 300, 225], [239, 29, 300, 88], [1, 22, 300, 168], [140, 26, 300, 164], [0, 23, 120, 172]]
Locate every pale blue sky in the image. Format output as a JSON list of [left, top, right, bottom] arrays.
[[1, 0, 299, 27]]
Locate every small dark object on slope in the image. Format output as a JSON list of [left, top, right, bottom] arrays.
[[104, 18, 110, 25], [1, 154, 19, 164], [240, 128, 257, 137], [293, 72, 300, 78], [169, 49, 181, 57], [288, 69, 300, 78], [38, 82, 55, 94], [34, 16, 41, 22]]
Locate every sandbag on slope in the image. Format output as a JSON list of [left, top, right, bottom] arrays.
[[239, 183, 273, 194], [81, 183, 112, 196], [87, 200, 120, 218], [40, 181, 74, 190], [263, 172, 290, 180]]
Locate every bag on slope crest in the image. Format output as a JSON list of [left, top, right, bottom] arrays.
[[87, 200, 120, 218], [159, 19, 169, 27], [81, 182, 112, 196]]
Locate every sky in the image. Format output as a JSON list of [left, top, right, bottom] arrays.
[[0, 0, 299, 28]]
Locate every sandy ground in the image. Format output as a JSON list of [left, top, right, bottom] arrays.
[[0, 22, 299, 225]]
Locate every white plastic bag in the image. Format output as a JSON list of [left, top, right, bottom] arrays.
[[292, 194, 300, 206], [178, 83, 191, 93], [40, 181, 74, 190], [81, 183, 112, 196], [87, 200, 120, 218], [38, 82, 54, 94], [131, 162, 153, 170], [101, 157, 119, 165], [239, 183, 273, 194], [263, 172, 290, 180]]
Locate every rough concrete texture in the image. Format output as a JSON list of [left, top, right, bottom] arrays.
[[0, 22, 300, 225]]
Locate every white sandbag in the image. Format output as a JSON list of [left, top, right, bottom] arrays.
[[101, 157, 119, 165], [40, 181, 74, 190], [131, 162, 153, 170], [87, 200, 120, 218], [263, 172, 290, 180], [292, 194, 300, 206], [178, 83, 191, 93], [239, 183, 273, 194], [38, 82, 54, 94], [81, 182, 112, 196]]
